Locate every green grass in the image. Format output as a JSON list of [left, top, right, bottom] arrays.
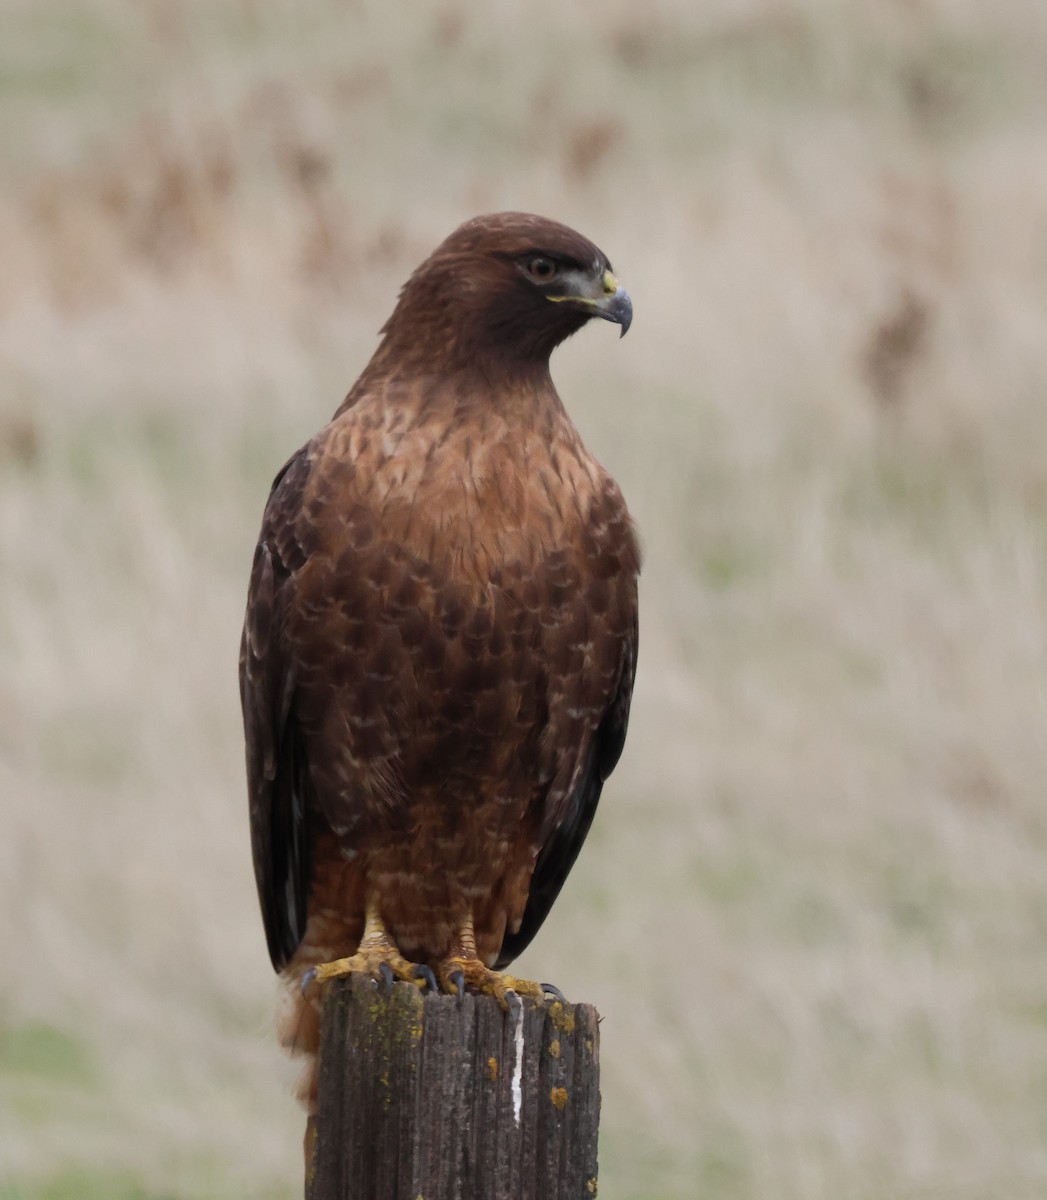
[[0, 1168, 158, 1200], [1, 1021, 95, 1087]]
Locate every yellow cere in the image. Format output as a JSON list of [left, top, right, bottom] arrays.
[[546, 267, 620, 306]]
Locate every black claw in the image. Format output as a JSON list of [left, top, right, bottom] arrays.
[[449, 969, 465, 999], [378, 961, 395, 990], [300, 967, 318, 995], [541, 982, 566, 1003], [412, 964, 439, 993], [505, 989, 523, 1014]]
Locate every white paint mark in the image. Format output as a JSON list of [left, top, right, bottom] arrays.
[[510, 1002, 524, 1126]]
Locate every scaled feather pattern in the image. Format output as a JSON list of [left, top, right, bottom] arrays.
[[239, 211, 639, 1107]]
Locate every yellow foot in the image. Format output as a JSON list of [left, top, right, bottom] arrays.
[[300, 902, 438, 995], [435, 955, 565, 1008], [302, 945, 437, 993], [301, 943, 437, 994]]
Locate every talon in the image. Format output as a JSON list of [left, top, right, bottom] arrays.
[[412, 964, 439, 992], [541, 982, 566, 1003], [302, 904, 430, 994], [433, 919, 551, 1007], [505, 989, 522, 1014]]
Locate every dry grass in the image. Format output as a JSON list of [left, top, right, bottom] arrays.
[[3, 2, 1047, 1197]]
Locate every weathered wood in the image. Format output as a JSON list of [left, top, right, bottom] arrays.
[[307, 975, 600, 1200]]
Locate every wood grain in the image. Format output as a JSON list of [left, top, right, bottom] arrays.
[[308, 976, 600, 1200]]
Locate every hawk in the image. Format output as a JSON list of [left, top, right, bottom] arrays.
[[239, 212, 639, 1113]]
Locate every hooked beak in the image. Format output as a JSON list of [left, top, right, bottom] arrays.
[[547, 268, 633, 336], [592, 277, 633, 337]]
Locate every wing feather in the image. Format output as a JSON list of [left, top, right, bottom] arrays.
[[495, 596, 638, 967], [240, 451, 314, 971]]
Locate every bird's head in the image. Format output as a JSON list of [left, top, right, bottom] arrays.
[[375, 212, 632, 374]]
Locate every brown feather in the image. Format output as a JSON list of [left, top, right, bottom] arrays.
[[240, 212, 640, 1107]]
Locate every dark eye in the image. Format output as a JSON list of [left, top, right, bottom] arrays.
[[525, 256, 557, 282]]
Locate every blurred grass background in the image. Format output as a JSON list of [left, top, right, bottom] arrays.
[[3, 1, 1047, 1197]]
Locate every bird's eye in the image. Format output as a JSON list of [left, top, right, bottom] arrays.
[[526, 256, 557, 282]]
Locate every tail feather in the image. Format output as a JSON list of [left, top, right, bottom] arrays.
[[278, 975, 324, 1112]]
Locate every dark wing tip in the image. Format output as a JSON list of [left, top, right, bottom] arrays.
[[496, 602, 638, 969], [242, 450, 315, 973]]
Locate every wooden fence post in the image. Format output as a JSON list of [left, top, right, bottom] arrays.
[[307, 975, 600, 1200]]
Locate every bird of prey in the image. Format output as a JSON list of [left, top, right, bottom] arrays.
[[239, 211, 639, 1113]]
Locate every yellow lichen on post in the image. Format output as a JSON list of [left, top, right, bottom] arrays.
[[310, 978, 600, 1197], [548, 1001, 576, 1035]]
